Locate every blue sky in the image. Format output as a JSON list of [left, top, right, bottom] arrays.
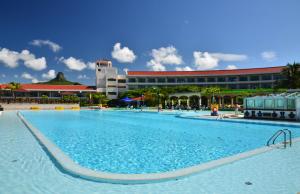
[[0, 0, 300, 85]]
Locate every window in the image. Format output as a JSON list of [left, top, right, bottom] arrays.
[[197, 78, 205, 82], [107, 78, 116, 81], [239, 84, 248, 89], [264, 99, 274, 109], [273, 74, 283, 80], [187, 78, 195, 82], [217, 77, 226, 82], [239, 76, 248, 81], [246, 99, 255, 108], [108, 92, 117, 95], [275, 99, 284, 109], [167, 78, 175, 83], [261, 83, 272, 88], [128, 78, 136, 83], [118, 79, 126, 83], [98, 69, 101, 72], [228, 77, 237, 82], [250, 75, 259, 81], [177, 78, 186, 83], [249, 84, 260, 89], [148, 78, 156, 83], [138, 78, 146, 83], [287, 99, 296, 109], [157, 78, 166, 83], [107, 85, 116, 87], [255, 99, 263, 108], [207, 78, 215, 82], [118, 86, 126, 88], [228, 84, 237, 89], [261, 75, 272, 80]]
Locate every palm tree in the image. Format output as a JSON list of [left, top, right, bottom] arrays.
[[277, 62, 300, 88], [5, 82, 21, 99], [203, 87, 220, 104]]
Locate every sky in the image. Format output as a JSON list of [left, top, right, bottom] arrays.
[[0, 0, 300, 85]]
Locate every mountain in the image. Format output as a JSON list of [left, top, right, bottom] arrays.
[[39, 72, 81, 85]]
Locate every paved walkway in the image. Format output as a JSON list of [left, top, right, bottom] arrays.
[[0, 111, 299, 194]]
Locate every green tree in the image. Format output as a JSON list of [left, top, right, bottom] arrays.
[[277, 62, 300, 89], [5, 82, 21, 99]]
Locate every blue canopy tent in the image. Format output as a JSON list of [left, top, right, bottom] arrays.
[[121, 97, 133, 102]]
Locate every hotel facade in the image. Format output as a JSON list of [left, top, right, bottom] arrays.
[[1, 59, 285, 101]]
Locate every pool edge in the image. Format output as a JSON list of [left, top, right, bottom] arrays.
[[17, 111, 300, 184]]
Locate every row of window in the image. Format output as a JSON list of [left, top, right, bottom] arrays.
[[246, 98, 296, 110], [128, 83, 273, 90], [128, 74, 281, 83], [107, 78, 126, 83]]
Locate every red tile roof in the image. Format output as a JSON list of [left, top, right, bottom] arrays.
[[0, 84, 96, 91], [127, 66, 284, 76]]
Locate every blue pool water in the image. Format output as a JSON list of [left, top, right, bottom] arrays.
[[20, 110, 300, 174]]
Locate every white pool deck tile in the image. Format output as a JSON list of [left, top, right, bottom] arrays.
[[0, 111, 300, 194]]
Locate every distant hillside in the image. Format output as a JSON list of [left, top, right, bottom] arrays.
[[39, 72, 81, 85]]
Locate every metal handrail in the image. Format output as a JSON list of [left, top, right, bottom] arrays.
[[267, 129, 292, 148]]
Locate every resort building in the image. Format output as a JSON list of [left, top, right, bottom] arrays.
[[126, 66, 284, 90], [95, 59, 127, 99]]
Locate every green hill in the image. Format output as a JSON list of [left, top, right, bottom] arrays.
[[39, 72, 81, 85]]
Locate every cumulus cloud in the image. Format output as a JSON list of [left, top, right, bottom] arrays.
[[0, 48, 47, 71], [77, 74, 90, 79], [21, 72, 40, 83], [193, 51, 247, 70], [111, 43, 136, 63], [59, 57, 87, 71], [261, 51, 276, 61], [175, 66, 193, 71], [147, 46, 183, 71], [14, 74, 18, 78], [226, 65, 238, 70], [87, 62, 96, 70], [1, 74, 6, 78], [42, 69, 56, 79], [147, 59, 166, 71], [193, 52, 219, 70], [30, 39, 62, 52]]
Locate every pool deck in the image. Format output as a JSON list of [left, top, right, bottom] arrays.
[[1, 111, 300, 194]]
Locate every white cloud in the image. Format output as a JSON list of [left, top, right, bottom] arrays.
[[193, 51, 247, 70], [193, 52, 219, 70], [42, 69, 56, 79], [146, 46, 183, 71], [0, 48, 47, 71], [77, 74, 90, 79], [0, 48, 20, 68], [261, 51, 276, 61], [59, 57, 87, 71], [21, 72, 41, 83], [151, 46, 183, 65], [175, 66, 193, 71], [210, 53, 247, 61], [30, 39, 62, 52], [1, 74, 6, 78], [111, 43, 136, 63], [226, 65, 238, 70], [21, 72, 35, 80], [87, 62, 96, 70], [14, 74, 18, 78], [146, 59, 166, 71]]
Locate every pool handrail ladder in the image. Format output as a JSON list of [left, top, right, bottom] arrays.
[[266, 129, 292, 148]]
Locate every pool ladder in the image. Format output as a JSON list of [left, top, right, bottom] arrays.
[[266, 129, 292, 148]]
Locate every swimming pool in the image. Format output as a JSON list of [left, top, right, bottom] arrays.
[[19, 110, 300, 183]]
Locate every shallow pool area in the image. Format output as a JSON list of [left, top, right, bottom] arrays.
[[20, 110, 300, 175], [1, 111, 300, 193]]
